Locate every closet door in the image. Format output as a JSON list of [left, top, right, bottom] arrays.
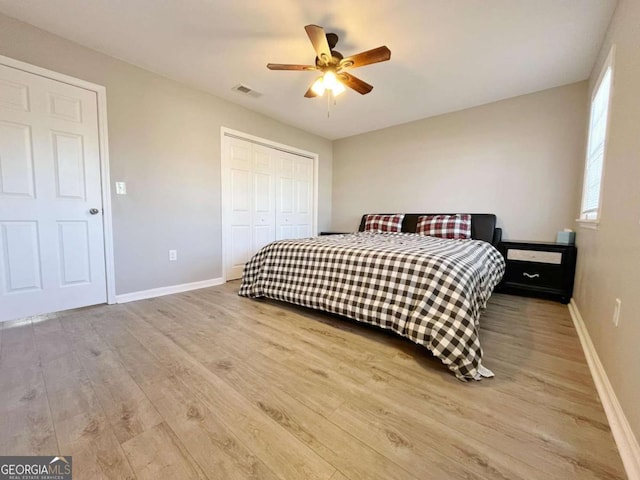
[[275, 151, 313, 240], [274, 150, 296, 240], [251, 145, 275, 251], [223, 133, 315, 281], [226, 138, 253, 280], [225, 140, 276, 280], [293, 155, 313, 238]]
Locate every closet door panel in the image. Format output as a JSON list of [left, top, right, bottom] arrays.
[[293, 156, 313, 239], [226, 139, 253, 279], [274, 151, 296, 240], [252, 145, 275, 250]]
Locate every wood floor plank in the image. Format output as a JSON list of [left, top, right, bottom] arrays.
[[121, 422, 208, 480], [41, 351, 137, 479], [0, 282, 626, 479], [329, 472, 351, 480], [0, 363, 58, 455], [140, 375, 282, 480], [0, 318, 40, 369], [0, 320, 58, 456], [33, 317, 74, 364], [59, 314, 164, 444]]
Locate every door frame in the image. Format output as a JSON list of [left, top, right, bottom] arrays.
[[220, 127, 319, 282], [0, 54, 116, 304]]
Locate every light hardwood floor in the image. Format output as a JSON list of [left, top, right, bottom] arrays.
[[0, 282, 626, 479]]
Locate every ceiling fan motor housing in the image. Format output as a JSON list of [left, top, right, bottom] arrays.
[[316, 50, 344, 68], [314, 32, 343, 68]]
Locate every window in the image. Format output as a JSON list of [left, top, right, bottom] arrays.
[[579, 46, 615, 224]]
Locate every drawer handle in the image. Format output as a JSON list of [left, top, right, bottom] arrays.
[[523, 272, 540, 279]]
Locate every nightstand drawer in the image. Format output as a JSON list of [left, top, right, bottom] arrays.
[[506, 249, 562, 264], [503, 262, 564, 290]]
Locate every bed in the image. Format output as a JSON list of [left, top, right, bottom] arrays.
[[239, 213, 505, 380]]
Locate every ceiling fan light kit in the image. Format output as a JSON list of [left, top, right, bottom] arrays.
[[267, 24, 391, 105], [311, 70, 346, 96]]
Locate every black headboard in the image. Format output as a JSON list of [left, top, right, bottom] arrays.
[[358, 213, 502, 245]]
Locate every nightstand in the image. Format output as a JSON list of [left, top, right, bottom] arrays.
[[497, 241, 577, 304]]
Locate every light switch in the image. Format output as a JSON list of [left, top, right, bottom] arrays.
[[115, 182, 127, 195]]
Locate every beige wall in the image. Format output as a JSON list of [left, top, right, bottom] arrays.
[[0, 13, 333, 295], [331, 83, 588, 240], [574, 0, 640, 445]]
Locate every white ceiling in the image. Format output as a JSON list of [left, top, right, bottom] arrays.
[[0, 0, 616, 140]]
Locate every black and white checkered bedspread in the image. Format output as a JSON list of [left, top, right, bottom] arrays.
[[239, 232, 505, 380]]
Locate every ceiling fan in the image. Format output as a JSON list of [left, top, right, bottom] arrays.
[[267, 24, 391, 98]]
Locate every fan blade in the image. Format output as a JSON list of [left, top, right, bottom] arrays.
[[339, 46, 391, 70], [267, 63, 317, 71], [304, 85, 319, 98], [339, 73, 373, 95], [305, 24, 332, 66]]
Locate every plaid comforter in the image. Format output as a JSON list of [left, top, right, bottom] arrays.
[[239, 232, 505, 380]]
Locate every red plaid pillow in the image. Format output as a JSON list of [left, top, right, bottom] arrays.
[[363, 214, 405, 232], [416, 214, 471, 239]]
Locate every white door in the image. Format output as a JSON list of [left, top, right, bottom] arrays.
[[275, 150, 296, 240], [0, 63, 106, 322], [293, 155, 313, 238], [226, 138, 253, 280], [223, 133, 316, 281], [226, 141, 277, 280], [275, 151, 313, 240], [251, 145, 275, 252]]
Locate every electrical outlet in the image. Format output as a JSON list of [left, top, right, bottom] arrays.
[[169, 249, 177, 261], [612, 298, 621, 327]]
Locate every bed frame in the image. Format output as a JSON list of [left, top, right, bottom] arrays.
[[358, 213, 502, 246]]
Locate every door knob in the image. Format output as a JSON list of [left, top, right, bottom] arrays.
[[89, 208, 100, 215]]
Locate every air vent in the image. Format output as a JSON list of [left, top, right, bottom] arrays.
[[232, 84, 262, 98]]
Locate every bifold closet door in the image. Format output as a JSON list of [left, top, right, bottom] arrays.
[[226, 138, 258, 280], [274, 150, 313, 240], [224, 136, 314, 280], [251, 144, 276, 252]]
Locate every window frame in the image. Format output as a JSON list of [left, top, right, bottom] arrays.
[[577, 45, 615, 229]]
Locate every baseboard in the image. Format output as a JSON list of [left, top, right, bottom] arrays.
[[115, 277, 225, 304], [568, 299, 640, 480]]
